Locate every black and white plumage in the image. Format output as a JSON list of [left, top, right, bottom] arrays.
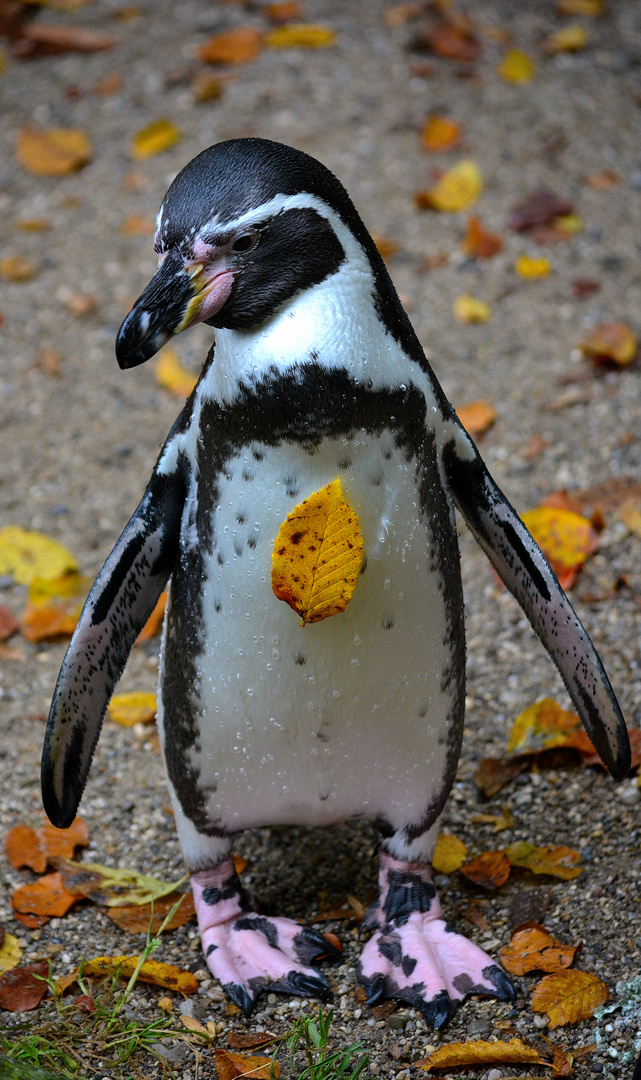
[[42, 139, 630, 1026]]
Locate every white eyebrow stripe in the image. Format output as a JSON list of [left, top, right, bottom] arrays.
[[196, 192, 336, 240]]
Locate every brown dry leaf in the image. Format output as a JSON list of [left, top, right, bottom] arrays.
[[497, 48, 535, 83], [131, 118, 182, 159], [12, 24, 118, 59], [472, 806, 514, 832], [265, 2, 302, 23], [506, 842, 582, 881], [119, 214, 155, 237], [82, 955, 198, 993], [192, 72, 225, 103], [36, 347, 62, 376], [508, 188, 573, 232], [5, 816, 88, 873], [198, 27, 263, 65], [0, 255, 38, 282], [500, 926, 578, 975], [421, 114, 461, 152], [228, 1032, 278, 1050], [16, 126, 92, 176], [416, 160, 482, 213], [15, 218, 53, 232], [531, 969, 607, 1028], [12, 872, 79, 918], [465, 898, 490, 932], [461, 216, 503, 258], [456, 400, 496, 436], [0, 605, 19, 642], [20, 571, 88, 642], [372, 234, 399, 260], [432, 833, 467, 874], [414, 1037, 543, 1071], [586, 170, 620, 190], [156, 347, 198, 397], [459, 850, 511, 890], [384, 4, 422, 26], [558, 0, 604, 14], [421, 22, 483, 62], [181, 1014, 211, 1036], [0, 961, 49, 1012], [475, 755, 530, 797], [520, 506, 599, 589], [265, 24, 336, 49], [578, 322, 637, 367], [135, 591, 167, 644], [508, 697, 580, 755], [271, 479, 363, 625], [214, 1048, 280, 1080], [93, 72, 123, 95], [572, 278, 601, 298], [106, 891, 195, 934]]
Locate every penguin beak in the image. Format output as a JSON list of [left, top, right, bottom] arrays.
[[115, 249, 234, 370]]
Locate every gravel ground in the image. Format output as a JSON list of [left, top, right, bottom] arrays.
[[1, 1, 641, 1077]]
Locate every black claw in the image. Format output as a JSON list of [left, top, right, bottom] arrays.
[[361, 973, 387, 1007], [224, 981, 255, 1018], [420, 989, 456, 1031], [483, 964, 516, 1003], [283, 970, 333, 1002], [295, 926, 342, 965]]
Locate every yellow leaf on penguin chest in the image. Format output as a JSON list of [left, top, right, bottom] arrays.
[[271, 479, 364, 625]]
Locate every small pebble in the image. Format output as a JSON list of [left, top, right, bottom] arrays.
[[533, 1015, 548, 1029], [618, 783, 640, 806], [267, 994, 278, 1005], [488, 1070, 502, 1080]]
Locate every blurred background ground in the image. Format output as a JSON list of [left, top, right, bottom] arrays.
[[1, 0, 641, 1077]]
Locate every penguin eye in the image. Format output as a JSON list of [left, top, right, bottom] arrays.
[[231, 231, 258, 254]]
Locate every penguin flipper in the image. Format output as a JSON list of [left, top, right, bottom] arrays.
[[442, 434, 630, 779], [41, 460, 187, 828]]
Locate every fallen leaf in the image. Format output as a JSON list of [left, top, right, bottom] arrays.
[[572, 278, 601, 298], [5, 817, 88, 874], [461, 216, 503, 258], [621, 498, 641, 538], [521, 506, 599, 587], [73, 994, 96, 1014], [12, 872, 79, 918], [158, 995, 173, 1014], [384, 4, 422, 27], [545, 23, 588, 53], [131, 118, 182, 159], [192, 72, 225, 103], [515, 255, 551, 278], [456, 400, 496, 436], [0, 933, 23, 973], [227, 1032, 278, 1049], [119, 213, 155, 237], [20, 572, 88, 642], [509, 886, 551, 931], [459, 850, 511, 890], [471, 805, 514, 832], [0, 962, 49, 1012], [372, 234, 399, 260], [508, 188, 574, 232], [465, 898, 490, 932], [36, 347, 63, 376], [500, 926, 579, 975], [421, 114, 461, 152], [475, 755, 530, 797], [231, 854, 249, 875], [15, 218, 53, 232], [497, 48, 535, 83], [198, 27, 263, 65], [214, 1048, 280, 1080], [135, 591, 167, 644], [578, 322, 637, 367], [181, 1014, 211, 1036], [432, 833, 467, 874], [531, 969, 607, 1028], [557, 0, 604, 14], [106, 892, 195, 933], [419, 23, 482, 62], [586, 170, 619, 190], [0, 255, 37, 282], [505, 842, 582, 880], [108, 691, 157, 727], [12, 24, 118, 59], [265, 24, 336, 48], [93, 71, 123, 94], [416, 160, 482, 212], [414, 1037, 543, 1071], [56, 859, 184, 907], [508, 698, 580, 755], [82, 955, 197, 993], [16, 126, 92, 176], [0, 605, 18, 642], [0, 527, 78, 586], [453, 295, 491, 324], [265, 2, 302, 23], [156, 347, 198, 397], [271, 479, 364, 625], [554, 212, 583, 236], [13, 912, 49, 929]]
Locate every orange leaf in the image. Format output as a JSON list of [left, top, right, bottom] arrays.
[[0, 962, 49, 1013], [421, 114, 461, 153], [265, 2, 302, 23], [20, 572, 88, 642], [6, 817, 88, 873], [12, 872, 79, 917], [508, 697, 581, 755], [456, 400, 496, 436], [231, 853, 249, 875], [119, 214, 155, 237], [505, 842, 582, 880], [198, 27, 263, 65], [521, 505, 599, 586], [531, 969, 607, 1028], [475, 755, 529, 797], [414, 1037, 543, 1071], [214, 1048, 280, 1080], [500, 926, 578, 975], [271, 479, 363, 624], [587, 173, 619, 194], [106, 892, 196, 934], [82, 956, 198, 993], [578, 322, 637, 367], [432, 833, 467, 874], [135, 591, 167, 644], [265, 24, 336, 49], [192, 72, 225, 103], [16, 126, 92, 176], [423, 23, 482, 62], [372, 234, 399, 260], [461, 216, 503, 258], [459, 850, 511, 890]]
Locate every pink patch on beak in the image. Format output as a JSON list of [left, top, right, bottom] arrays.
[[197, 269, 235, 324]]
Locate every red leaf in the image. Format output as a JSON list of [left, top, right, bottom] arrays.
[[0, 961, 49, 1012]]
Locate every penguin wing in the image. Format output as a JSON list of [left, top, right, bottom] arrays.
[[41, 457, 187, 828], [442, 431, 631, 779]]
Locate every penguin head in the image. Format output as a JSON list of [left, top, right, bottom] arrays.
[[116, 139, 381, 369]]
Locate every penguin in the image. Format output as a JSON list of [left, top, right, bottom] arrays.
[[41, 138, 630, 1029]]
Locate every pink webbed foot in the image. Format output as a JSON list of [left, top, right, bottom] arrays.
[[357, 852, 515, 1030], [192, 860, 340, 1016]]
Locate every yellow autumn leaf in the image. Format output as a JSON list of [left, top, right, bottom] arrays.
[[453, 294, 491, 323], [578, 322, 637, 367], [497, 48, 535, 83], [432, 833, 467, 874], [108, 691, 157, 727], [515, 255, 551, 278], [414, 1037, 543, 1071], [546, 24, 589, 52], [508, 697, 581, 754], [265, 24, 336, 48], [0, 933, 23, 974], [554, 212, 583, 234], [531, 969, 607, 1028], [416, 160, 482, 213], [131, 118, 182, 160], [271, 479, 363, 625], [16, 126, 92, 176], [0, 527, 78, 585], [82, 955, 198, 993], [0, 255, 38, 282], [155, 347, 198, 397], [558, 0, 604, 13], [505, 841, 583, 880], [521, 506, 597, 571]]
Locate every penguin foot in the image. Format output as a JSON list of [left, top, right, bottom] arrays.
[[356, 851, 515, 1030], [191, 861, 340, 1016]]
